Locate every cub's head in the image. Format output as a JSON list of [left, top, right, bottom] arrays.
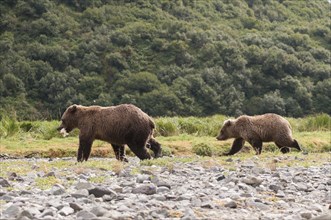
[[57, 104, 79, 134], [216, 119, 235, 141]]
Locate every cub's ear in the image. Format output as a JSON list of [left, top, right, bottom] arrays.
[[68, 104, 77, 113]]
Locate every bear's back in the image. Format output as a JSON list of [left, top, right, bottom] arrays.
[[90, 104, 154, 145], [237, 114, 291, 142]]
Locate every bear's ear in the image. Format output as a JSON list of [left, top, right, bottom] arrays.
[[223, 119, 233, 127], [68, 105, 77, 113]]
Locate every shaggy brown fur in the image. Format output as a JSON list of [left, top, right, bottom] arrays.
[[216, 113, 301, 155], [57, 104, 162, 162]]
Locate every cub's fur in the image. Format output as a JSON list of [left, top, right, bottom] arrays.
[[216, 113, 301, 155]]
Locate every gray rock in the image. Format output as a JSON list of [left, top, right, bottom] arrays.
[[132, 183, 157, 195], [8, 172, 24, 182], [224, 200, 237, 208], [157, 186, 170, 193], [58, 206, 74, 216], [240, 193, 253, 198], [136, 174, 151, 183], [90, 206, 108, 217], [0, 195, 14, 201], [51, 184, 66, 195], [104, 210, 123, 219], [311, 214, 331, 220], [301, 212, 313, 219], [269, 184, 281, 192], [241, 176, 263, 187], [296, 182, 308, 191], [2, 204, 22, 218], [181, 208, 196, 220], [241, 161, 255, 168], [201, 201, 214, 209], [117, 204, 131, 212], [0, 177, 10, 187], [216, 174, 226, 181], [112, 185, 123, 193], [69, 202, 83, 212], [17, 210, 33, 219], [156, 182, 171, 189], [102, 193, 118, 201], [276, 190, 286, 198], [40, 208, 56, 217], [154, 195, 166, 201], [191, 197, 202, 207], [88, 187, 117, 198], [46, 200, 64, 210], [20, 190, 32, 195], [76, 210, 97, 219], [44, 171, 56, 177], [71, 189, 89, 198], [246, 201, 270, 210], [75, 181, 93, 190]]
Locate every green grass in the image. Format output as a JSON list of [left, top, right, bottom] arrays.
[[35, 176, 60, 190], [0, 114, 329, 158]]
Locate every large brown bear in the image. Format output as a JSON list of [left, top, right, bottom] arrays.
[[216, 113, 301, 155], [57, 104, 162, 162]]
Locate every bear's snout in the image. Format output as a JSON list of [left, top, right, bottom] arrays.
[[57, 125, 63, 131], [216, 135, 226, 141]]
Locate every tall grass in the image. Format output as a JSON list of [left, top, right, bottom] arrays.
[[297, 113, 330, 132], [0, 114, 329, 140], [0, 116, 64, 140], [155, 115, 226, 137], [0, 115, 20, 138]]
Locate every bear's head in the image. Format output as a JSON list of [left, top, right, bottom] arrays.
[[57, 104, 79, 133], [147, 138, 162, 158], [216, 119, 235, 140]]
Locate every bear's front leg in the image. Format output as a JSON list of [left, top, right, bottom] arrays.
[[78, 136, 93, 162], [223, 138, 245, 156]]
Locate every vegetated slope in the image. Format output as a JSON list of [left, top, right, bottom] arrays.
[[0, 0, 330, 119]]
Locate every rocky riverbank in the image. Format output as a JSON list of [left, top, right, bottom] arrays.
[[0, 155, 330, 220]]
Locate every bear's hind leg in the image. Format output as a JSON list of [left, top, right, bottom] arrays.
[[223, 138, 245, 156], [111, 144, 128, 162]]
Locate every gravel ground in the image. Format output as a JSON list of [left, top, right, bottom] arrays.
[[0, 155, 330, 220]]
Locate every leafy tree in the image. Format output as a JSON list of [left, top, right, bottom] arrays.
[[313, 79, 331, 114], [0, 0, 330, 119]]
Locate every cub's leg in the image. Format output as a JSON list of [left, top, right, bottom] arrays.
[[111, 144, 128, 162], [248, 139, 263, 155], [223, 138, 245, 156], [275, 143, 290, 154], [78, 135, 94, 162]]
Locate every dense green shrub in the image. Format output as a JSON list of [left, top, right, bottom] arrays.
[[0, 0, 330, 119]]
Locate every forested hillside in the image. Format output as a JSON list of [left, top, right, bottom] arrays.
[[0, 0, 330, 120]]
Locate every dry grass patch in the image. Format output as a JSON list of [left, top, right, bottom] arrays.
[[168, 210, 183, 218]]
